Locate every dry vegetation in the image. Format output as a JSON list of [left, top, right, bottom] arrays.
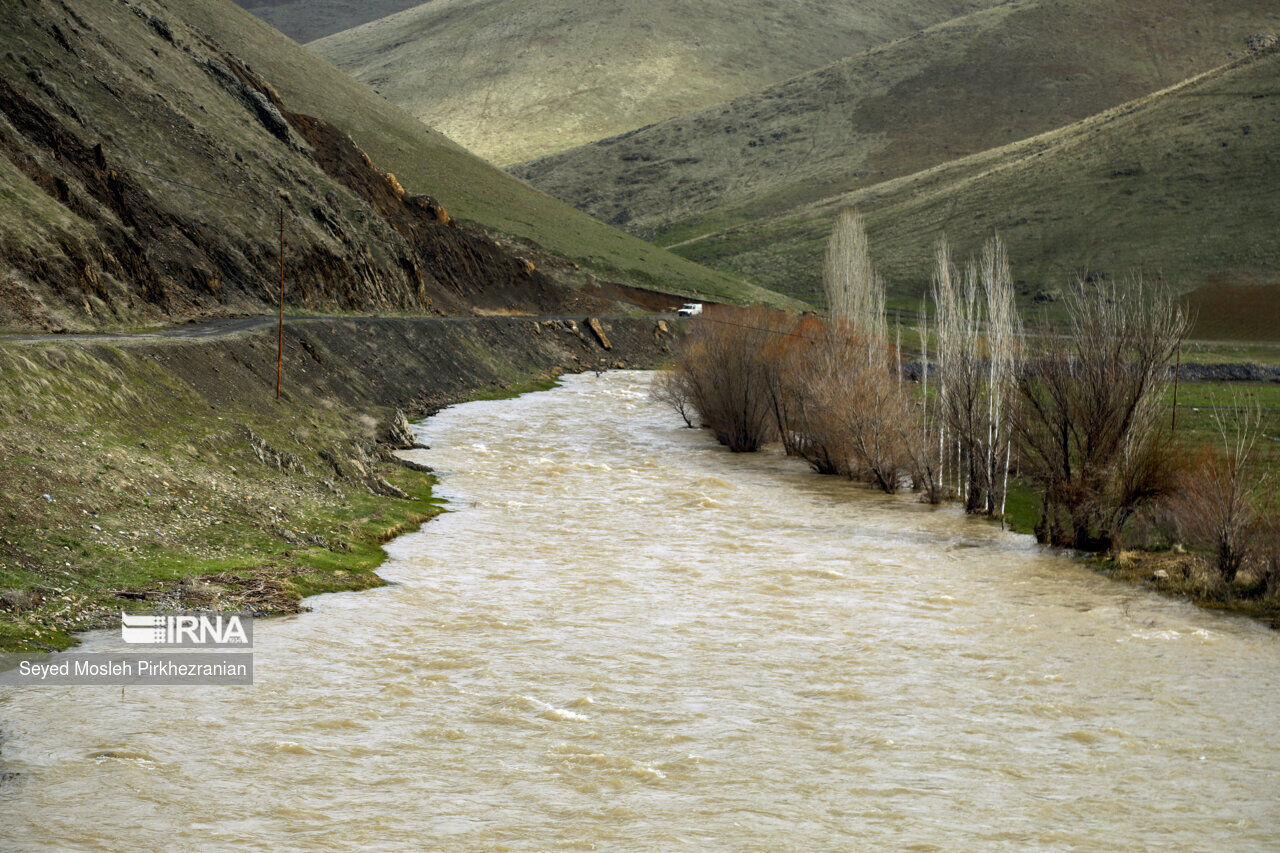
[[659, 210, 1280, 624], [1170, 401, 1275, 587], [1016, 279, 1187, 551], [661, 210, 919, 487]]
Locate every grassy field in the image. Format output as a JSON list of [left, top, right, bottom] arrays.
[[1181, 340, 1280, 364], [518, 0, 1275, 242], [1168, 381, 1280, 468], [311, 0, 1005, 165], [666, 46, 1280, 327]]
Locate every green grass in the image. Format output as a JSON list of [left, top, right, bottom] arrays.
[[1181, 340, 1280, 365], [1167, 381, 1280, 470], [469, 375, 563, 402], [1000, 482, 1041, 536], [663, 45, 1280, 321], [515, 1, 1279, 322], [0, 344, 455, 652]]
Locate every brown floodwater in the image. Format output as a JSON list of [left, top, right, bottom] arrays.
[[2, 371, 1278, 850]]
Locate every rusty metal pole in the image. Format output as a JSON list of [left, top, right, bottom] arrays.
[[276, 204, 284, 400]]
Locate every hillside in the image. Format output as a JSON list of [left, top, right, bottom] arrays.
[[230, 0, 427, 43], [0, 0, 785, 331], [673, 45, 1280, 336], [188, 0, 790, 307], [514, 0, 1278, 251], [310, 0, 1004, 165]]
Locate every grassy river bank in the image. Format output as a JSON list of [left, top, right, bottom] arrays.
[[0, 315, 672, 651], [994, 376, 1280, 629]]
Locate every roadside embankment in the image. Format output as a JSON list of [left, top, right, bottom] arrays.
[[0, 315, 675, 651]]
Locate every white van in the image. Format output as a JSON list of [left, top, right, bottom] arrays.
[[676, 303, 704, 317]]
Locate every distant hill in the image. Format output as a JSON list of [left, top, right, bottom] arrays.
[[310, 0, 1005, 165], [671, 45, 1280, 340], [513, 0, 1277, 261], [0, 0, 788, 331], [183, 0, 785, 307], [230, 0, 428, 44]]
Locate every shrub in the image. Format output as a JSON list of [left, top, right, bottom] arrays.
[[669, 307, 781, 452], [1171, 402, 1269, 583], [650, 368, 696, 428], [772, 320, 914, 491]]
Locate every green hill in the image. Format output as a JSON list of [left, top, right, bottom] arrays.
[[182, 0, 786, 306], [514, 0, 1276, 256], [230, 0, 427, 43], [673, 45, 1280, 338], [0, 0, 788, 331], [310, 0, 1005, 165]]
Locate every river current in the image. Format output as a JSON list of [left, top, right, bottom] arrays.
[[2, 371, 1278, 850]]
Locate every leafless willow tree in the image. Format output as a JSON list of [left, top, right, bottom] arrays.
[[664, 308, 780, 452], [1015, 277, 1188, 550], [932, 236, 1021, 515], [1172, 398, 1270, 582], [650, 369, 696, 428]]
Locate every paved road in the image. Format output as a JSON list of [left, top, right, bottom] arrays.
[[0, 313, 674, 346]]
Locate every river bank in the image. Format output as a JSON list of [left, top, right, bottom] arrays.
[[1004, 481, 1279, 630], [0, 315, 675, 651]]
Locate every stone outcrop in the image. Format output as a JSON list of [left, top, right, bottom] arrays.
[[586, 317, 612, 350]]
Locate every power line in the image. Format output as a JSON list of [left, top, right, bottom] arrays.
[[116, 162, 250, 204], [692, 313, 818, 342], [27, 150, 283, 285], [30, 151, 260, 206]]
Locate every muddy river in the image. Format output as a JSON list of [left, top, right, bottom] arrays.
[[2, 371, 1278, 850]]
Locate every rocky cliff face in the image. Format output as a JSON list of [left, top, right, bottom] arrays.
[[0, 0, 622, 331]]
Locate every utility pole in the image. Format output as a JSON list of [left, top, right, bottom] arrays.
[[1170, 343, 1181, 432], [276, 202, 284, 400]]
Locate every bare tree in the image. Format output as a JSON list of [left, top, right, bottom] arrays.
[[932, 235, 1021, 515], [1015, 277, 1188, 550], [669, 308, 781, 452], [651, 369, 696, 428], [1172, 399, 1269, 582], [824, 207, 887, 365]]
